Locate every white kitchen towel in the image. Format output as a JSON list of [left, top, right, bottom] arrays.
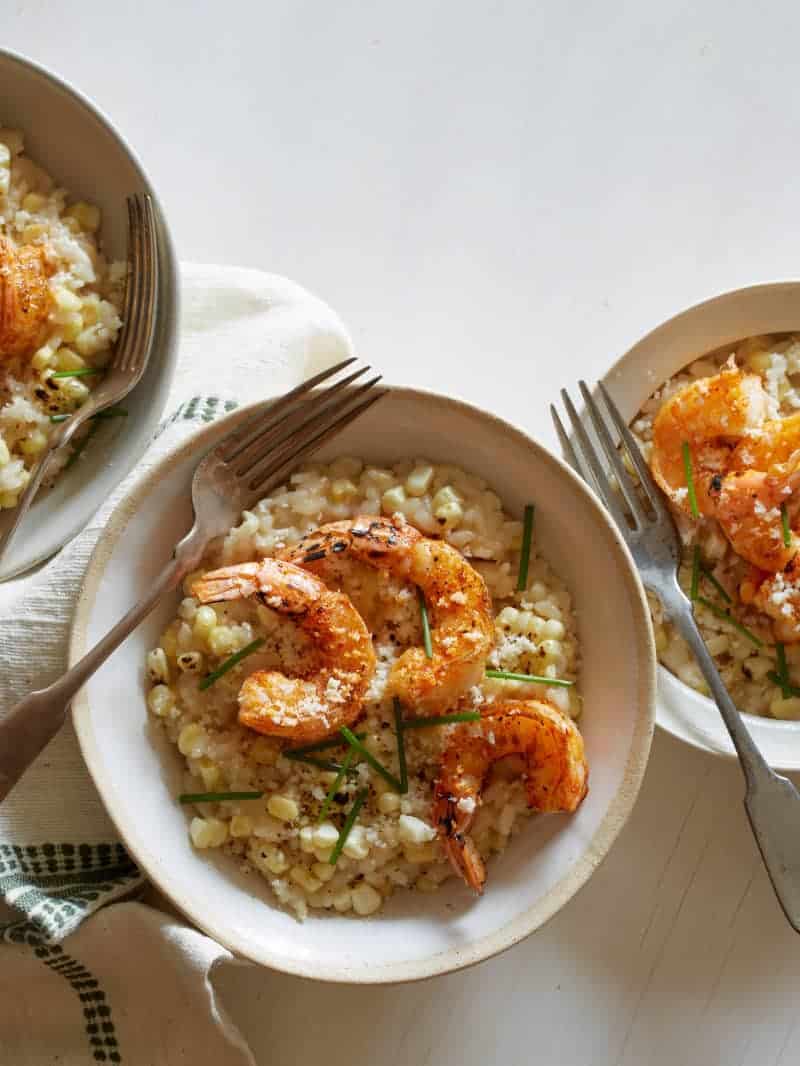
[[0, 263, 354, 1063]]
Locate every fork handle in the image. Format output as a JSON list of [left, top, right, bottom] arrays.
[[0, 550, 189, 803]]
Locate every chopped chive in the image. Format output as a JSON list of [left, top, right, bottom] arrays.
[[400, 712, 482, 729], [690, 545, 701, 601], [516, 503, 535, 591], [64, 419, 101, 469], [393, 698, 409, 794], [179, 790, 262, 804], [695, 596, 764, 648], [49, 413, 69, 423], [781, 503, 792, 548], [701, 568, 731, 605], [777, 642, 789, 681], [767, 671, 800, 698], [51, 406, 129, 424], [50, 367, 105, 378], [283, 752, 351, 774], [485, 668, 574, 687], [340, 726, 403, 792], [771, 643, 793, 698], [317, 749, 356, 824], [329, 788, 368, 865], [198, 637, 265, 691], [418, 587, 433, 659], [681, 441, 699, 519], [285, 732, 366, 758]]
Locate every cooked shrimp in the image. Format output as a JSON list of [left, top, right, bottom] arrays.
[[747, 560, 800, 643], [192, 558, 376, 742], [712, 457, 800, 571], [728, 412, 800, 474], [0, 236, 51, 358], [279, 515, 495, 714], [431, 699, 588, 893], [650, 362, 768, 516]]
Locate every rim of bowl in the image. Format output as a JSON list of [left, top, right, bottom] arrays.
[[602, 279, 800, 767], [69, 385, 656, 983], [0, 46, 180, 581]]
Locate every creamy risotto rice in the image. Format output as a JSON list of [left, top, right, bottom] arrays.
[[0, 128, 124, 507], [146, 458, 583, 919]]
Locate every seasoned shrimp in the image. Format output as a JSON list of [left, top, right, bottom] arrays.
[[712, 457, 800, 571], [0, 236, 51, 358], [431, 699, 588, 893], [650, 362, 768, 516], [728, 412, 800, 474], [279, 515, 495, 714], [744, 560, 800, 643], [192, 558, 376, 742]]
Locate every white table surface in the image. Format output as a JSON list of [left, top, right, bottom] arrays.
[[6, 2, 800, 1062]]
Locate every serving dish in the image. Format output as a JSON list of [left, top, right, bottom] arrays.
[[0, 48, 179, 580], [602, 281, 800, 769], [70, 387, 655, 981]]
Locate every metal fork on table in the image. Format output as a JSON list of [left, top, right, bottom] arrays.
[[0, 194, 159, 564], [0, 358, 385, 802], [553, 381, 800, 934]]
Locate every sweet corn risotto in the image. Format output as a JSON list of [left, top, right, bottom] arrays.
[[634, 332, 800, 720], [146, 458, 584, 920], [0, 127, 124, 507]]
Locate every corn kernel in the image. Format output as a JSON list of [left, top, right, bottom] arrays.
[[198, 761, 221, 790], [59, 312, 84, 343], [54, 287, 83, 313], [313, 822, 339, 850], [378, 792, 401, 814], [178, 723, 207, 758], [299, 826, 315, 853], [18, 429, 48, 457], [31, 346, 54, 371], [22, 223, 47, 242], [432, 485, 463, 526], [260, 845, 289, 874], [146, 648, 169, 684], [65, 201, 101, 232], [332, 889, 352, 912], [54, 347, 86, 372], [404, 842, 438, 864], [405, 464, 434, 496], [290, 865, 322, 894], [313, 846, 334, 863], [147, 684, 174, 718], [60, 377, 90, 405], [208, 626, 238, 656], [267, 794, 299, 822], [381, 485, 407, 513], [190, 817, 228, 849], [330, 477, 358, 501], [230, 814, 253, 838], [771, 696, 800, 720], [398, 814, 436, 845], [351, 882, 382, 915], [160, 627, 178, 659], [193, 605, 217, 640], [342, 825, 369, 859], [0, 491, 19, 509], [312, 861, 336, 883], [0, 439, 9, 467]]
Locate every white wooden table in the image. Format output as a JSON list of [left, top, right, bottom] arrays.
[[7, 1, 800, 1061]]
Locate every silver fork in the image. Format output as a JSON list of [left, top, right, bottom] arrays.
[[553, 381, 800, 934], [0, 358, 385, 802], [0, 194, 159, 564]]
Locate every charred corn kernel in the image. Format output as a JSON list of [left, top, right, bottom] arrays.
[[147, 684, 174, 718], [312, 861, 336, 883], [298, 826, 314, 853], [398, 815, 436, 845], [432, 485, 463, 525], [190, 817, 228, 849], [381, 485, 407, 512], [230, 814, 253, 838], [0, 439, 10, 467], [250, 737, 278, 766], [208, 626, 237, 656], [330, 477, 358, 501], [146, 648, 169, 684], [18, 429, 48, 457], [53, 287, 82, 313], [406, 464, 434, 496], [177, 651, 204, 674], [378, 792, 400, 815], [290, 865, 322, 894], [178, 723, 207, 758], [351, 882, 382, 915], [342, 825, 369, 860], [313, 823, 339, 851], [193, 605, 217, 640], [267, 794, 299, 822], [54, 347, 86, 372], [65, 201, 101, 232], [404, 841, 438, 864], [198, 761, 221, 790]]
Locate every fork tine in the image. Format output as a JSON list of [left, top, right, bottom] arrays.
[[121, 195, 158, 373], [550, 404, 585, 477], [109, 197, 142, 372], [243, 377, 383, 488], [218, 358, 358, 461], [597, 381, 670, 518], [559, 388, 632, 531], [578, 381, 649, 527], [243, 389, 387, 505]]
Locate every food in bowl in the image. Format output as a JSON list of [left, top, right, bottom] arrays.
[[0, 127, 124, 508], [145, 457, 588, 919], [633, 332, 800, 719]]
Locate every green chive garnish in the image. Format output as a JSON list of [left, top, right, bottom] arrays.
[[393, 698, 409, 793], [690, 545, 700, 601], [681, 441, 699, 519], [50, 367, 105, 378], [767, 671, 800, 698], [329, 788, 368, 865], [317, 749, 356, 824], [485, 668, 574, 687], [781, 503, 792, 548], [51, 406, 129, 424], [701, 568, 731, 604], [283, 752, 352, 774], [516, 503, 535, 591], [695, 596, 764, 648], [418, 587, 433, 659], [179, 791, 262, 804], [64, 420, 101, 469], [400, 712, 482, 729], [777, 642, 789, 680], [340, 726, 403, 792], [198, 637, 265, 691], [285, 733, 366, 758], [770, 643, 794, 697]]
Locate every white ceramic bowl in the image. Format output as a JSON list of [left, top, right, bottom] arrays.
[[70, 388, 655, 982], [603, 281, 800, 769], [0, 48, 179, 580]]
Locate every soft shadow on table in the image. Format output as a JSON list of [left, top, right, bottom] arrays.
[[212, 731, 800, 1066]]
